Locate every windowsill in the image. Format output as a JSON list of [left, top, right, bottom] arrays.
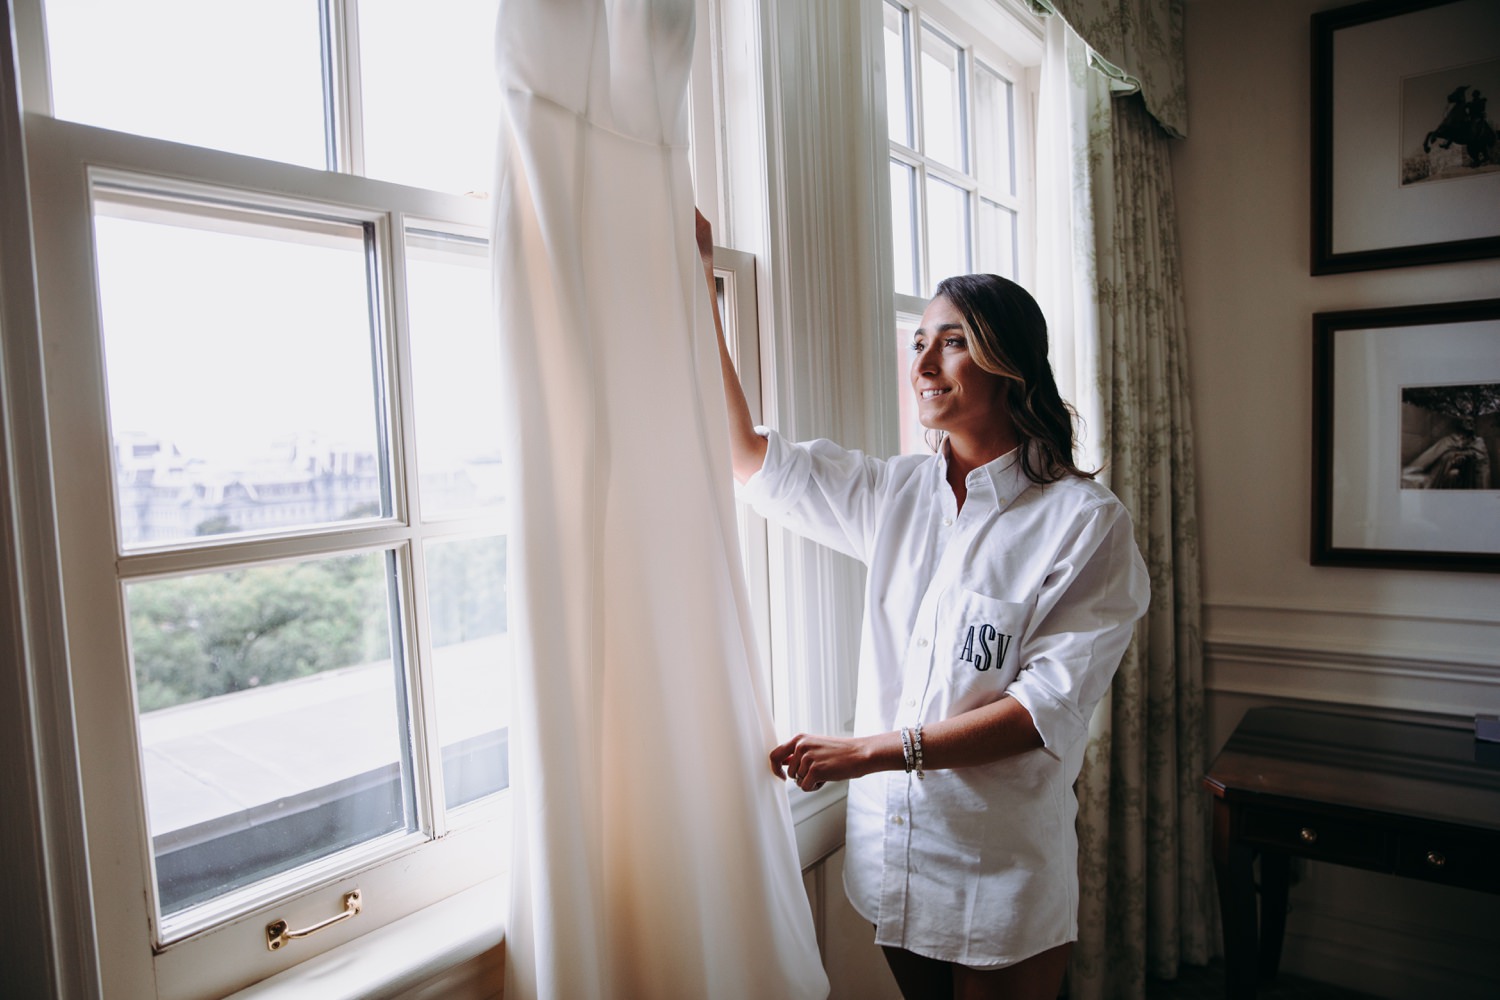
[[227, 783, 845, 998], [789, 780, 847, 868], [225, 874, 507, 1000]]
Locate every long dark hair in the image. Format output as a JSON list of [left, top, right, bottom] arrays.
[[932, 273, 1094, 484]]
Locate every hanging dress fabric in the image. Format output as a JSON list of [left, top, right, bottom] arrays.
[[490, 1, 829, 997]]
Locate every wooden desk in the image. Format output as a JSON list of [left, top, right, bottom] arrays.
[[1203, 707, 1500, 999]]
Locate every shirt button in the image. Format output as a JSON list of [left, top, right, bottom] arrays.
[[890, 815, 904, 826], [917, 637, 928, 648], [906, 697, 917, 707], [941, 517, 953, 527]]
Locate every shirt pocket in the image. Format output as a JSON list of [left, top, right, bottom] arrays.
[[937, 589, 1032, 709]]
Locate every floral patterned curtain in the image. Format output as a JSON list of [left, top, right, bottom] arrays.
[[1070, 88, 1212, 999], [1034, 0, 1188, 138], [1035, 7, 1210, 996]]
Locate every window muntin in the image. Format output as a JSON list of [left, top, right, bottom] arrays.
[[43, 0, 328, 168], [93, 192, 390, 549]]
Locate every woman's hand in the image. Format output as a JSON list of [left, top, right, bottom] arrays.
[[770, 732, 896, 791]]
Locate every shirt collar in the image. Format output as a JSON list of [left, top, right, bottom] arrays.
[[935, 439, 1032, 511]]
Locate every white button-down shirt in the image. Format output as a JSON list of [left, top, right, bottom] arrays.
[[742, 429, 1149, 967]]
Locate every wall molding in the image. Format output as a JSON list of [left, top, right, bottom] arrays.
[[1204, 600, 1500, 718]]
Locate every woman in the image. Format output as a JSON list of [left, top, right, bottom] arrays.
[[699, 213, 1149, 1000]]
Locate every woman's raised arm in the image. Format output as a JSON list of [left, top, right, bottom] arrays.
[[697, 210, 767, 483]]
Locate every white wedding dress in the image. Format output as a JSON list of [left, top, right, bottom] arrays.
[[491, 1, 828, 997]]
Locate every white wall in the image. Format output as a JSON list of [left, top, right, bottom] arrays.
[[1174, 2, 1499, 996]]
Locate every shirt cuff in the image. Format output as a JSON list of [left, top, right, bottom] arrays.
[[1004, 669, 1088, 762]]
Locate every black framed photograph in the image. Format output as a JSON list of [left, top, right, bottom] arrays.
[[1311, 0, 1500, 274], [1312, 298, 1500, 572]]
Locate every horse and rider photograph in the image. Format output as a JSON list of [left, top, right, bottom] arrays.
[[1402, 59, 1500, 185]]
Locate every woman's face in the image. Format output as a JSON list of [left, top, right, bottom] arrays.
[[910, 295, 1012, 441]]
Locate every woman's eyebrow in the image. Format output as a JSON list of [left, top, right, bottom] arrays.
[[913, 323, 965, 337]]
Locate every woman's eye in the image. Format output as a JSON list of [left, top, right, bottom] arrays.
[[909, 341, 924, 353], [943, 337, 965, 348]]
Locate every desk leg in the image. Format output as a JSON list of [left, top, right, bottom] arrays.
[[1258, 850, 1290, 982], [1211, 798, 1257, 1000]]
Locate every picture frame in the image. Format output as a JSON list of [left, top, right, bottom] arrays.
[[1311, 0, 1500, 274], [1311, 298, 1500, 572]]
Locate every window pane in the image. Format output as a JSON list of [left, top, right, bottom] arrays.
[[45, 0, 326, 168], [977, 198, 1017, 280], [883, 2, 912, 148], [925, 177, 970, 292], [919, 23, 966, 170], [357, 0, 503, 195], [973, 63, 1015, 196], [425, 535, 510, 811], [894, 315, 931, 457], [94, 193, 389, 549], [890, 160, 919, 297], [129, 552, 413, 920], [405, 230, 504, 518]]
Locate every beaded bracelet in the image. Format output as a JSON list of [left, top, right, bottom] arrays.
[[912, 723, 925, 780], [900, 726, 915, 773]]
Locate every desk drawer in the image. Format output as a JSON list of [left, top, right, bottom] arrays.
[[1241, 806, 1392, 869], [1395, 833, 1500, 894]]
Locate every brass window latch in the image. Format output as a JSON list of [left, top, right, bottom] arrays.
[[266, 890, 362, 951]]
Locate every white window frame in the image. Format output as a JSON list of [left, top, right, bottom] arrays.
[[9, 2, 509, 995], [886, 0, 1042, 315], [884, 0, 1044, 456]]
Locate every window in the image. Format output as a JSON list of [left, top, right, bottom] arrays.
[[883, 0, 1039, 454], [18, 0, 507, 994]]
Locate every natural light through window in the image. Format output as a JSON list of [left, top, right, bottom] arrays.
[[128, 551, 411, 921], [94, 195, 387, 548], [355, 0, 502, 195], [45, 0, 328, 167]]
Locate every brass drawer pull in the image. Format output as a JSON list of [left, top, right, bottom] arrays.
[[1299, 827, 1318, 845], [266, 890, 362, 951], [1426, 850, 1446, 868]]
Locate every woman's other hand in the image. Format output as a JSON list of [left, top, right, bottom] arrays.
[[769, 731, 901, 791]]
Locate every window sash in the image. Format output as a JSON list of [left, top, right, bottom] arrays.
[[24, 104, 502, 994], [884, 0, 1037, 297]]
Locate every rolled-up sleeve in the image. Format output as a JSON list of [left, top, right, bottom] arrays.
[[1004, 499, 1150, 758], [737, 427, 888, 563]]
